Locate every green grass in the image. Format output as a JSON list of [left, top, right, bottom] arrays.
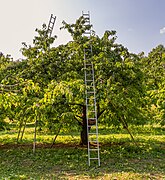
[[0, 125, 165, 179]]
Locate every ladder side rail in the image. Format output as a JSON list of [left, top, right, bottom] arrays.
[[83, 11, 100, 166], [89, 63, 100, 166], [84, 56, 90, 166], [84, 47, 90, 165]]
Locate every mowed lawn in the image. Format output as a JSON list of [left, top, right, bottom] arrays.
[[0, 125, 165, 179]]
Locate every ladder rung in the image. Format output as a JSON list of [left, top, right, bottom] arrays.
[[89, 143, 100, 146], [89, 149, 99, 151], [83, 13, 89, 16], [49, 22, 54, 25], [50, 18, 55, 21], [86, 67, 92, 70], [88, 133, 97, 135], [88, 119, 96, 125], [86, 86, 94, 88], [86, 80, 93, 82], [85, 62, 92, 64], [49, 21, 55, 25], [51, 15, 56, 19], [50, 14, 55, 17], [50, 20, 55, 23], [89, 141, 98, 144], [89, 139, 98, 141], [85, 66, 92, 68], [88, 126, 96, 128], [48, 24, 54, 27], [89, 158, 99, 160], [48, 25, 53, 28], [48, 27, 54, 30], [88, 122, 96, 125], [84, 16, 90, 19], [85, 61, 93, 63], [88, 119, 96, 121], [88, 122, 96, 124]]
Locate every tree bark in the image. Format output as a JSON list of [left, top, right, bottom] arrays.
[[51, 124, 62, 148], [79, 104, 105, 146], [33, 120, 37, 153], [20, 120, 27, 142], [80, 105, 88, 145]]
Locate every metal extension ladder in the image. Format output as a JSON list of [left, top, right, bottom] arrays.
[[47, 14, 56, 37], [82, 11, 100, 166]]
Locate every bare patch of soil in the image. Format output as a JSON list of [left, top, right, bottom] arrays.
[[0, 143, 84, 150], [0, 142, 128, 150]]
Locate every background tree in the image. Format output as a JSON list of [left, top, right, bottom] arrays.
[[142, 45, 165, 125]]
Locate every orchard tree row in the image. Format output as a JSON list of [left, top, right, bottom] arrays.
[[0, 16, 165, 145]]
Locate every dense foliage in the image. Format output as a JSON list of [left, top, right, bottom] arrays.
[[1, 16, 165, 144]]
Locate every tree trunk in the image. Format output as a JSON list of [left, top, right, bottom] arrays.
[[51, 124, 62, 148], [17, 123, 22, 143], [20, 120, 27, 142], [80, 123, 88, 145], [33, 120, 37, 153], [80, 105, 88, 145]]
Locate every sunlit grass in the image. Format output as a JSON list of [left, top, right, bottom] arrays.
[[0, 124, 165, 179]]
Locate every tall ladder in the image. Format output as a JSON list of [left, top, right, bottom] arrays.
[[82, 11, 100, 166], [33, 14, 56, 153], [47, 14, 56, 37]]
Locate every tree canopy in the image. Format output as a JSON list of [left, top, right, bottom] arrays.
[[0, 16, 165, 144]]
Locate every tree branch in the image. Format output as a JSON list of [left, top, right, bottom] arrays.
[[0, 89, 21, 93], [74, 115, 83, 126], [0, 84, 19, 87], [97, 103, 106, 119], [108, 100, 139, 147], [68, 102, 84, 107]]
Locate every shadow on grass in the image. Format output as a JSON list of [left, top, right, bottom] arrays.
[[0, 140, 165, 179], [0, 124, 165, 179], [99, 125, 165, 136]]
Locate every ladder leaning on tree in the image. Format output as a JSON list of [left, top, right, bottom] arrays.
[[82, 11, 100, 166], [33, 14, 56, 153], [47, 14, 56, 37]]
